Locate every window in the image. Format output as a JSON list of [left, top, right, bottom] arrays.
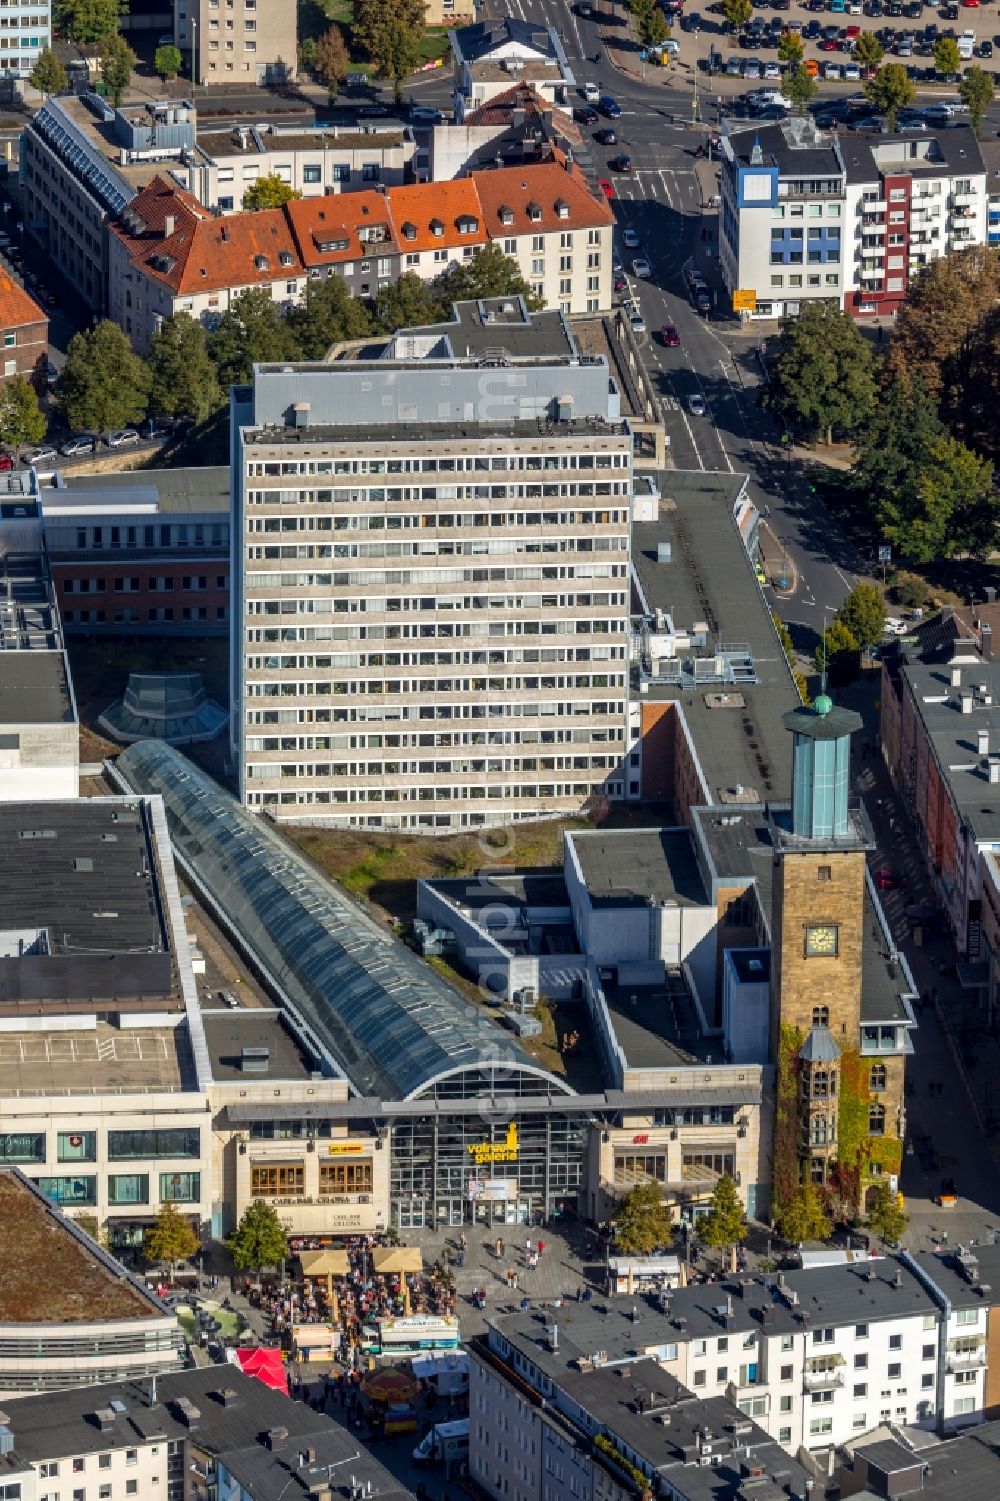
[[779, 1395, 793, 1413], [922, 1373, 934, 1389], [693, 1369, 706, 1387], [954, 1369, 978, 1385], [160, 1172, 200, 1202], [0, 1134, 44, 1163], [781, 1364, 793, 1381], [73, 1461, 85, 1474], [869, 1063, 887, 1092], [869, 1103, 886, 1137], [251, 1163, 304, 1197], [856, 1324, 869, 1338], [125, 1452, 138, 1467], [818, 865, 831, 881], [923, 1345, 935, 1360], [888, 1363, 902, 1379], [854, 1383, 867, 1398], [99, 1457, 111, 1471], [320, 1160, 373, 1193], [109, 1129, 200, 1159], [126, 1484, 139, 1497], [954, 1396, 976, 1414], [108, 1174, 149, 1205], [809, 1417, 833, 1436], [35, 1176, 96, 1206], [889, 1334, 902, 1351], [957, 1309, 980, 1326], [812, 1328, 834, 1345], [811, 1006, 830, 1027], [779, 1427, 792, 1445], [58, 1132, 97, 1162], [855, 1354, 868, 1369]]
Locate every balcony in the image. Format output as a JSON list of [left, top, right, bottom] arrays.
[[947, 1350, 986, 1373], [860, 198, 887, 214], [804, 1369, 845, 1393], [951, 192, 977, 208]]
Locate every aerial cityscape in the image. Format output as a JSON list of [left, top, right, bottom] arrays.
[[0, 0, 999, 1498]]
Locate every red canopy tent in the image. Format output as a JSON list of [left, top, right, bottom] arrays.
[[233, 1345, 289, 1395]]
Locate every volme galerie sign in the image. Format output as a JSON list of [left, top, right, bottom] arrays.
[[466, 1121, 519, 1165]]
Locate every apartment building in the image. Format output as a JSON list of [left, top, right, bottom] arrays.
[[0, 273, 46, 389], [0, 1169, 183, 1396], [718, 120, 987, 321], [429, 82, 582, 180], [0, 0, 50, 80], [1, 1366, 413, 1501], [230, 298, 632, 831], [450, 18, 575, 115], [175, 0, 296, 86]]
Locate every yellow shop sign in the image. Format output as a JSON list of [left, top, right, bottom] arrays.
[[327, 1142, 366, 1155], [467, 1122, 519, 1165]]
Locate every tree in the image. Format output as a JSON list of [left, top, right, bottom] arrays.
[[154, 43, 183, 82], [227, 1200, 289, 1273], [313, 24, 349, 97], [837, 583, 886, 657], [354, 0, 427, 103], [54, 0, 124, 45], [867, 1182, 909, 1244], [0, 375, 47, 452], [777, 30, 804, 68], [888, 246, 1000, 404], [854, 374, 947, 525], [784, 64, 818, 115], [100, 33, 136, 108], [432, 244, 544, 313], [852, 32, 883, 73], [207, 287, 300, 388], [698, 1175, 747, 1256], [722, 0, 752, 31], [56, 320, 149, 433], [880, 434, 997, 562], [814, 617, 860, 685], [774, 1181, 831, 1244], [147, 313, 222, 423], [72, 1212, 106, 1246], [143, 1201, 200, 1282], [613, 1180, 674, 1254], [374, 271, 439, 331], [286, 275, 373, 359], [30, 48, 68, 98], [864, 62, 915, 129], [959, 65, 995, 136], [933, 35, 961, 78], [763, 301, 877, 444], [242, 174, 302, 212], [642, 6, 670, 48]]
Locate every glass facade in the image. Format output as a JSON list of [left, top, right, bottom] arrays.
[[108, 1174, 149, 1205], [160, 1172, 200, 1203], [57, 1132, 97, 1163], [0, 1134, 44, 1163], [35, 1176, 97, 1206], [109, 1129, 200, 1160]]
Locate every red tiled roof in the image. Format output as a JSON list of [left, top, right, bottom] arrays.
[[284, 190, 397, 269], [0, 270, 46, 332], [386, 179, 488, 254], [110, 175, 306, 295], [464, 81, 582, 145], [473, 155, 614, 237]]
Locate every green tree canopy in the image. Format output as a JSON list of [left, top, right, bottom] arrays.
[[30, 48, 68, 97], [313, 25, 350, 96], [698, 1174, 747, 1250], [242, 174, 302, 212], [100, 33, 136, 108], [933, 35, 961, 77], [286, 275, 373, 359], [54, 0, 124, 45], [143, 1202, 200, 1279], [642, 6, 670, 47], [959, 65, 995, 136], [432, 244, 543, 313], [867, 1182, 909, 1244], [56, 320, 149, 433], [775, 1181, 831, 1243], [836, 583, 886, 655], [0, 375, 47, 452], [814, 617, 860, 685], [374, 271, 439, 331], [207, 287, 299, 388], [354, 0, 427, 102], [863, 62, 915, 128], [853, 374, 946, 518], [777, 30, 804, 67], [154, 43, 183, 81], [784, 64, 818, 114], [227, 1200, 289, 1272], [722, 0, 752, 31], [888, 246, 1000, 406], [879, 433, 997, 562], [147, 312, 222, 423], [613, 1181, 674, 1254], [763, 301, 877, 444], [853, 32, 883, 71]]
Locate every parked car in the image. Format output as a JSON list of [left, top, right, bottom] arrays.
[[0, 451, 14, 472], [594, 126, 618, 144], [220, 990, 240, 1008], [629, 309, 647, 334], [631, 256, 652, 277], [24, 445, 58, 465], [623, 226, 641, 247], [60, 435, 97, 456], [883, 615, 908, 635], [107, 428, 140, 448], [598, 178, 615, 200]]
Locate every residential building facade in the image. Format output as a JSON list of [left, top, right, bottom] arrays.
[[0, 0, 50, 80], [176, 0, 297, 86], [0, 272, 46, 388], [450, 19, 575, 115]]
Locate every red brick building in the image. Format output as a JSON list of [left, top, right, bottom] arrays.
[[0, 272, 47, 389]]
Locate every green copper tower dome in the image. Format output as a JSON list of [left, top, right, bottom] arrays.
[[782, 695, 862, 839]]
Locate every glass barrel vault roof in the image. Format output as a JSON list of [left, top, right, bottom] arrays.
[[115, 741, 562, 1101]]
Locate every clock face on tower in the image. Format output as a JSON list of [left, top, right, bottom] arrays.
[[805, 923, 839, 957]]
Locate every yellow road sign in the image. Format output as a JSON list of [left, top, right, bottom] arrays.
[[732, 289, 757, 312]]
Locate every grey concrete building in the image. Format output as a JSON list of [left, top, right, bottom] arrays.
[[230, 298, 633, 831]]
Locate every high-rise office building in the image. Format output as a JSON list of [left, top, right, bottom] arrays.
[[230, 300, 632, 830]]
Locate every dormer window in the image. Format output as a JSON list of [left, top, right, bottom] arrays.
[[430, 218, 444, 237], [457, 215, 478, 234], [402, 222, 417, 241], [527, 202, 542, 222], [278, 250, 294, 267], [555, 199, 570, 219], [499, 205, 514, 225], [254, 254, 270, 271]]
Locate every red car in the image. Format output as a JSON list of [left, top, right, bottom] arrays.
[[875, 864, 908, 891], [598, 178, 615, 200], [819, 37, 839, 48], [963, 0, 980, 7], [660, 324, 681, 346], [0, 452, 13, 472]]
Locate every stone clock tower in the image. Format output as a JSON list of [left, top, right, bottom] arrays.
[[770, 693, 895, 1211]]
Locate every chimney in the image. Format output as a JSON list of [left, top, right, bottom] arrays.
[[961, 690, 974, 714], [951, 664, 962, 689], [983, 624, 993, 659], [265, 1427, 289, 1450], [164, 214, 176, 238], [978, 728, 989, 756], [990, 759, 1000, 785]]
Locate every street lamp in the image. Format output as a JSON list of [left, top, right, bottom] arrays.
[[191, 18, 198, 91]]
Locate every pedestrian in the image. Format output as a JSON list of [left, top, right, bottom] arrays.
[[537, 1240, 545, 1256], [499, 1237, 505, 1260], [457, 1249, 465, 1268], [495, 1236, 503, 1261]]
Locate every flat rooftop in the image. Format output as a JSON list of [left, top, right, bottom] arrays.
[[0, 1169, 165, 1324], [572, 827, 708, 908], [0, 651, 73, 724], [246, 415, 626, 445], [899, 658, 1000, 841], [0, 1017, 193, 1096], [56, 465, 230, 516], [201, 1008, 324, 1083], [632, 477, 798, 805], [197, 125, 407, 156], [602, 971, 709, 1067], [0, 548, 63, 654], [389, 298, 575, 360], [48, 94, 184, 192]]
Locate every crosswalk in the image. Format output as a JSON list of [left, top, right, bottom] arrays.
[[611, 167, 698, 214]]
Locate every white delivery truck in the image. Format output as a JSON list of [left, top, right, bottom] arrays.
[[412, 1419, 470, 1469]]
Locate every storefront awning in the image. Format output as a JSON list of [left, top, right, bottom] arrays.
[[299, 1249, 350, 1277], [373, 1247, 423, 1274]]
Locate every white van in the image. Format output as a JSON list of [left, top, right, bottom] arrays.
[[958, 29, 976, 60]]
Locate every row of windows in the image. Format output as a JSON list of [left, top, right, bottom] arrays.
[[247, 643, 624, 667], [63, 575, 224, 593], [68, 523, 226, 549], [247, 773, 614, 798], [33, 1172, 201, 1207], [250, 1161, 373, 1195], [247, 795, 621, 821], [0, 1129, 199, 1163], [63, 607, 225, 624], [247, 521, 628, 553], [247, 451, 625, 478]]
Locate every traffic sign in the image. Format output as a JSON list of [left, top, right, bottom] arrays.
[[732, 289, 757, 312]]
